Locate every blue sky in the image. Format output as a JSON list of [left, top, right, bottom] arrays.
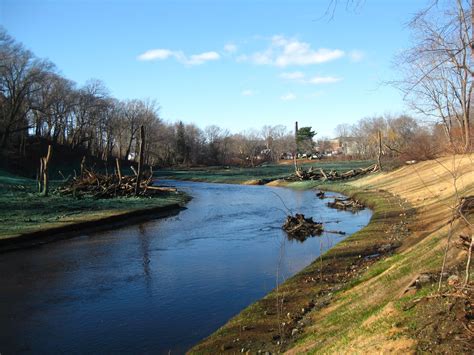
[[1, 0, 431, 137]]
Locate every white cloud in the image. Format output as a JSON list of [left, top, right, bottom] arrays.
[[280, 71, 305, 80], [137, 49, 175, 61], [137, 49, 220, 66], [187, 51, 220, 65], [224, 43, 238, 53], [241, 35, 344, 67], [349, 50, 365, 62], [252, 51, 273, 65], [280, 92, 296, 101], [241, 89, 256, 96], [307, 76, 342, 84]]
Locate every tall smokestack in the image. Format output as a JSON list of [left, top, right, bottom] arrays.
[[294, 121, 299, 158]]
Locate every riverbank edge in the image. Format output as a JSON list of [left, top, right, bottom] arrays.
[[0, 201, 187, 253], [189, 180, 414, 353]]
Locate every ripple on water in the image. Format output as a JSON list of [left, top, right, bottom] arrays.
[[0, 181, 371, 354]]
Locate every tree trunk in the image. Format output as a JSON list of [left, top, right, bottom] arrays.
[[116, 158, 122, 183], [38, 158, 44, 193], [80, 156, 86, 176], [377, 130, 383, 171], [135, 125, 145, 196], [42, 145, 52, 196]]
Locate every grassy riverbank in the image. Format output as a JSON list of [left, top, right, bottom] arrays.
[[189, 155, 474, 354], [154, 160, 374, 184], [0, 169, 189, 244]]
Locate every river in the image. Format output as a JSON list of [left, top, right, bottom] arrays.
[[0, 181, 371, 354]]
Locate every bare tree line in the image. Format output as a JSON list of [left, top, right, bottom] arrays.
[[0, 28, 297, 167], [333, 114, 439, 161]]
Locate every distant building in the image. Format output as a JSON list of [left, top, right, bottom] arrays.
[[322, 137, 358, 156]]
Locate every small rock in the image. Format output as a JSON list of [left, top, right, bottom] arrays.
[[301, 307, 306, 314], [291, 328, 299, 336], [447, 275, 460, 286], [417, 274, 432, 285], [287, 312, 291, 319], [378, 243, 394, 253]]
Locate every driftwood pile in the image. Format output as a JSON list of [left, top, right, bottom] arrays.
[[293, 164, 379, 181], [56, 169, 176, 198], [457, 195, 474, 217], [282, 213, 323, 241], [327, 197, 365, 212]]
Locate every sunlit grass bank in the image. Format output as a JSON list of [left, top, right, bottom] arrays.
[[0, 169, 188, 241], [154, 160, 374, 184]]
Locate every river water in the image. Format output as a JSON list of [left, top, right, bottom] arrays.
[[0, 181, 371, 354]]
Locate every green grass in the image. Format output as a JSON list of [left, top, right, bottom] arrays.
[[0, 169, 188, 239], [154, 160, 374, 184]]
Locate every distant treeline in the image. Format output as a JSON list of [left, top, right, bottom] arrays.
[[1, 4, 471, 171], [0, 28, 301, 167]]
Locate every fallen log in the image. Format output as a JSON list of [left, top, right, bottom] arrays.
[[283, 213, 323, 241], [327, 197, 365, 212], [291, 164, 378, 182]]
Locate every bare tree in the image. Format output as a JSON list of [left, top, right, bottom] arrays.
[[0, 29, 53, 148], [394, 0, 472, 152], [260, 125, 291, 162]]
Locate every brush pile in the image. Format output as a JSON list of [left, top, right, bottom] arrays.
[[457, 195, 474, 217], [292, 164, 378, 181], [327, 197, 365, 212], [56, 169, 176, 198], [283, 213, 323, 240]]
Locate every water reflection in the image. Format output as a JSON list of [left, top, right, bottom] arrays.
[[138, 223, 152, 292]]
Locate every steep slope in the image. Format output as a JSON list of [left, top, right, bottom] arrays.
[[287, 155, 474, 354], [190, 155, 474, 354]]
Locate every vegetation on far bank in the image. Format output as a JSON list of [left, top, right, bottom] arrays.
[[154, 160, 374, 184], [0, 169, 188, 240]]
